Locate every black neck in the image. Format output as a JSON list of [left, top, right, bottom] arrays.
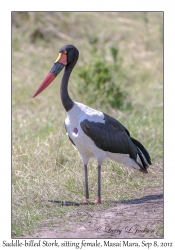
[[60, 64, 74, 112]]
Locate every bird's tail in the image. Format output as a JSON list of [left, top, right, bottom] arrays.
[[131, 137, 152, 173]]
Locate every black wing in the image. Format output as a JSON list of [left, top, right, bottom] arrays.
[[103, 113, 130, 136], [130, 137, 152, 165], [81, 113, 151, 167], [102, 113, 151, 165], [80, 118, 138, 161]]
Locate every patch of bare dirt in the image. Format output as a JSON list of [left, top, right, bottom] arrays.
[[17, 187, 163, 239]]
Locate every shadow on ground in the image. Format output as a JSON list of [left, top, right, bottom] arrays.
[[120, 193, 163, 205], [15, 187, 163, 239]]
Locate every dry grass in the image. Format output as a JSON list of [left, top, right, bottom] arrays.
[[12, 11, 163, 236]]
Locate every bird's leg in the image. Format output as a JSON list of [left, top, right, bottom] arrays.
[[94, 165, 101, 204], [83, 164, 89, 203]]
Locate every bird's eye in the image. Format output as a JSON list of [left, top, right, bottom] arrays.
[[63, 50, 67, 54]]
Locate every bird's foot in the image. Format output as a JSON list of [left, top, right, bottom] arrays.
[[83, 198, 89, 204], [94, 197, 101, 204]]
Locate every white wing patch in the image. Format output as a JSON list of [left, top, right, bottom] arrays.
[[107, 152, 140, 170]]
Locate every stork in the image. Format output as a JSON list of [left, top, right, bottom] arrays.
[[33, 44, 151, 204]]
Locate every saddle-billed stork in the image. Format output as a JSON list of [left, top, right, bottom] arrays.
[[33, 44, 151, 204]]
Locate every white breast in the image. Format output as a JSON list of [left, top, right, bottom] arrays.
[[65, 102, 106, 164], [65, 102, 104, 139]]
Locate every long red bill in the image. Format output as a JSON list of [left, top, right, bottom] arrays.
[[33, 73, 56, 98], [33, 60, 66, 98]]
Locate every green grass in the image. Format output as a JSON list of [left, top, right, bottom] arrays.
[[12, 11, 163, 236], [155, 223, 164, 238]]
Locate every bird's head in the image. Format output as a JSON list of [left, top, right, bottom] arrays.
[[33, 44, 79, 98]]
